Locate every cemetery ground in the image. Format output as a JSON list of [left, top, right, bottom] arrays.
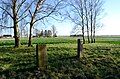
[[0, 36, 120, 79]]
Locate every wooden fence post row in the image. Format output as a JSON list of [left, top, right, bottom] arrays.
[[36, 44, 47, 71], [36, 39, 82, 71]]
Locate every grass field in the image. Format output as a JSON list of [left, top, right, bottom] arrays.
[[0, 36, 120, 79]]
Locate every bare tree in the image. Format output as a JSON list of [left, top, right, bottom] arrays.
[[66, 0, 85, 44], [19, 19, 28, 37], [47, 30, 52, 37], [84, 0, 90, 43], [0, 25, 2, 37], [92, 0, 104, 43], [0, 0, 30, 47], [66, 0, 104, 43], [39, 29, 43, 37], [44, 30, 47, 37], [28, 0, 65, 46], [51, 25, 57, 37], [80, 0, 85, 44], [88, 0, 104, 43], [33, 28, 40, 37], [89, 0, 94, 43]]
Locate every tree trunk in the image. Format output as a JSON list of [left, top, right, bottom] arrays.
[[86, 15, 90, 43], [84, 0, 90, 43], [87, 24, 90, 43], [82, 27, 85, 44], [90, 18, 93, 43], [93, 11, 97, 43], [81, 2, 85, 44], [90, 7, 93, 43], [14, 23, 20, 47], [28, 25, 32, 47], [13, 0, 20, 47], [93, 23, 95, 43]]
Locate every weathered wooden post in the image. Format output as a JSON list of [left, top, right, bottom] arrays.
[[36, 44, 47, 71], [77, 39, 83, 58]]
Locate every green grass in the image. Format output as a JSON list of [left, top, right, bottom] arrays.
[[0, 36, 120, 78], [95, 36, 120, 44], [0, 37, 77, 46]]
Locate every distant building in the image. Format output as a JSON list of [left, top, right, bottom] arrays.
[[70, 34, 83, 37], [3, 35, 12, 38]]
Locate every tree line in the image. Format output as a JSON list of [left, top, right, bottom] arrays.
[[0, 0, 104, 47], [33, 25, 57, 37]]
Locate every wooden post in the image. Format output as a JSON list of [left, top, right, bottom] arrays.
[[36, 44, 47, 71], [77, 39, 83, 58]]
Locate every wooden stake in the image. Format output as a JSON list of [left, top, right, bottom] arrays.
[[36, 44, 47, 71], [77, 39, 83, 58]]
